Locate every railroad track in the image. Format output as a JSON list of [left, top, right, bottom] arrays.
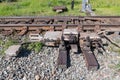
[[0, 16, 120, 71], [0, 16, 120, 36], [0, 24, 120, 36]]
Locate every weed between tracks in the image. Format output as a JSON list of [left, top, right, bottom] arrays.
[[0, 36, 43, 55], [22, 42, 43, 54], [0, 38, 18, 55]]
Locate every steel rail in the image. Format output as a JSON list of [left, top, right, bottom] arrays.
[[0, 16, 120, 18]]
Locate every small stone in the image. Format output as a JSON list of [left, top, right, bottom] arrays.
[[35, 75, 40, 80], [23, 76, 27, 80], [0, 57, 1, 61], [3, 71, 7, 75], [5, 56, 11, 61], [52, 70, 56, 76], [40, 63, 44, 66], [5, 45, 21, 57], [7, 66, 12, 71], [19, 74, 24, 79]]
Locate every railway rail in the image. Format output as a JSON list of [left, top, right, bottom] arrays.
[[0, 16, 120, 34], [0, 24, 119, 36], [0, 16, 120, 24]]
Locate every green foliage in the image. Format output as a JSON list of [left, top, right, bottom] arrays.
[[0, 37, 43, 55], [115, 63, 120, 71], [0, 0, 120, 16], [0, 40, 3, 45], [22, 42, 43, 53], [0, 38, 18, 55], [90, 0, 120, 15], [0, 0, 85, 16], [0, 0, 17, 2], [91, 0, 120, 8]]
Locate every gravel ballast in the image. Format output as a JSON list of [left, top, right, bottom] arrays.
[[0, 46, 120, 80]]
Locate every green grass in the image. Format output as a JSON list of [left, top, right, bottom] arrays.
[[0, 0, 120, 16], [22, 42, 43, 53], [115, 63, 120, 71], [91, 0, 120, 16], [108, 39, 120, 54], [0, 38, 18, 55], [0, 39, 43, 55]]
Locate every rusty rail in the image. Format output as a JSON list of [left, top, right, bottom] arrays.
[[0, 16, 120, 24], [0, 16, 120, 34], [80, 36, 99, 70], [0, 24, 119, 32]]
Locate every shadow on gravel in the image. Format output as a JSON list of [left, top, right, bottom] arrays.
[[67, 48, 71, 68], [91, 48, 100, 70], [16, 42, 33, 58], [16, 49, 31, 58], [67, 53, 71, 68], [77, 42, 82, 54]]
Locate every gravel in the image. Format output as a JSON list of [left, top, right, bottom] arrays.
[[0, 46, 120, 80]]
